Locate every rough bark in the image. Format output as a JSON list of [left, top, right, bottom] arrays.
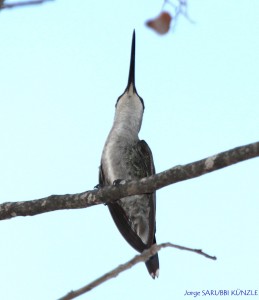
[[0, 141, 258, 221]]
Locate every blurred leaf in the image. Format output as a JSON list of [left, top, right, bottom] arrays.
[[146, 11, 172, 35]]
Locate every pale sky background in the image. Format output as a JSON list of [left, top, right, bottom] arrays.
[[0, 0, 258, 299]]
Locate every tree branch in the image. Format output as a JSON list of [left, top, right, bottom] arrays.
[[0, 141, 258, 221], [0, 0, 53, 9], [58, 242, 216, 300]]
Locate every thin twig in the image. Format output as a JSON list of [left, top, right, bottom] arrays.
[[1, 0, 53, 9], [58, 242, 216, 300]]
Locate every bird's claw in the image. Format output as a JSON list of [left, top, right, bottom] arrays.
[[94, 183, 104, 189], [113, 179, 127, 185]]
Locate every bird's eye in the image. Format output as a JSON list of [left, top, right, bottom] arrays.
[[115, 94, 123, 107], [139, 97, 145, 110]]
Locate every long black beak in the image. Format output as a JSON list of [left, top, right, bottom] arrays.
[[126, 30, 136, 92]]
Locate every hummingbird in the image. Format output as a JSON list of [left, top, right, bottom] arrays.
[[99, 30, 159, 278]]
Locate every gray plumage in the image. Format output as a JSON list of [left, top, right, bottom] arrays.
[[99, 31, 159, 278]]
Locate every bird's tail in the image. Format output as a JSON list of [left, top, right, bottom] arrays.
[[145, 252, 159, 279]]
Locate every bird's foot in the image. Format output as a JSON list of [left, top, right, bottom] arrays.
[[94, 183, 104, 189], [94, 183, 107, 205], [113, 179, 127, 185]]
